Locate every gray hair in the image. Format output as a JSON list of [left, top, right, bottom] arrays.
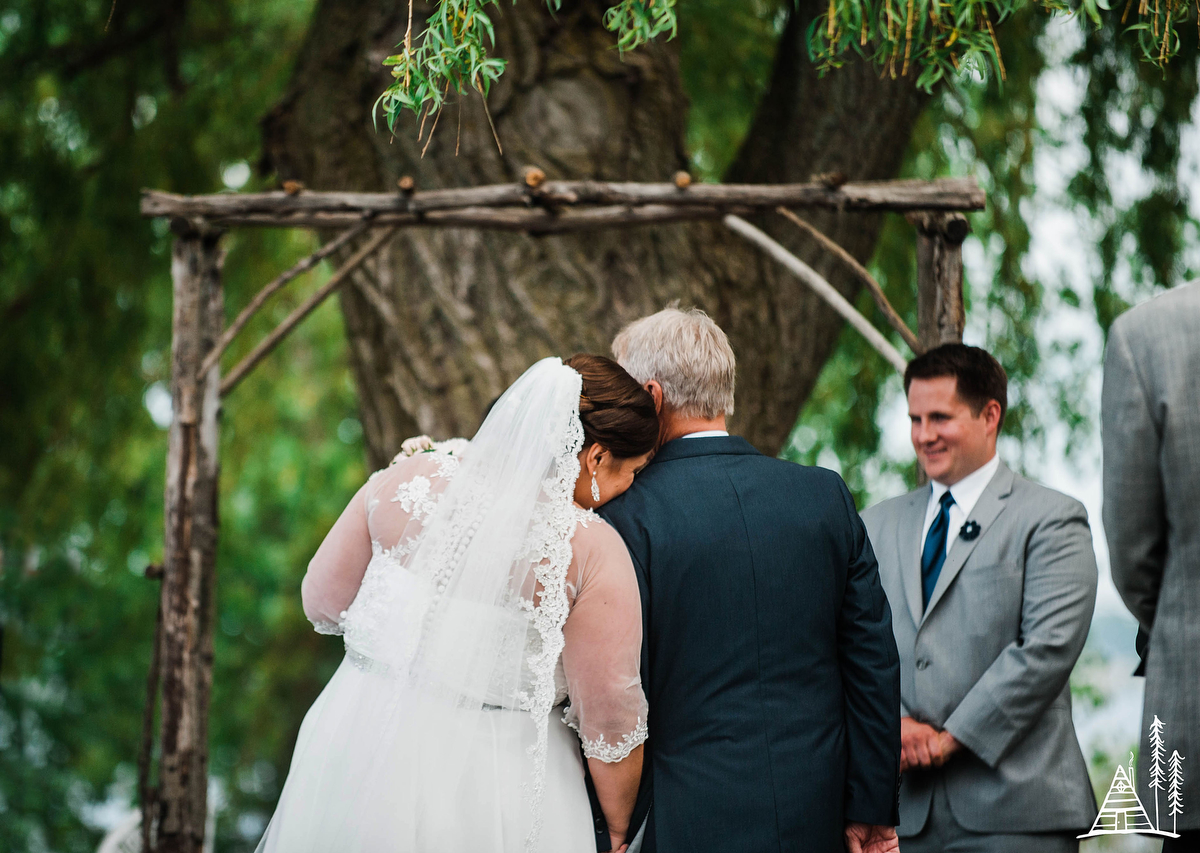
[[611, 307, 736, 419]]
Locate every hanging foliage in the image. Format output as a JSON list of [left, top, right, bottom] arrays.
[[807, 0, 1199, 89], [376, 0, 1195, 130], [375, 0, 677, 133]]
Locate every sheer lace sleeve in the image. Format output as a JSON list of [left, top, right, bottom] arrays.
[[301, 449, 458, 635], [561, 512, 649, 763], [300, 480, 374, 635]]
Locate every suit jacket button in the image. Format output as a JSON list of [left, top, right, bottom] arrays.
[[595, 817, 606, 831], [916, 658, 930, 670]]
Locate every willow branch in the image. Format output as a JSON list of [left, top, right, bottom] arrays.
[[776, 207, 922, 354], [220, 227, 398, 397], [198, 220, 371, 378], [724, 215, 908, 375]]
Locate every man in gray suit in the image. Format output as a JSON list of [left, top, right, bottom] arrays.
[[1102, 282, 1200, 852], [862, 344, 1098, 852]]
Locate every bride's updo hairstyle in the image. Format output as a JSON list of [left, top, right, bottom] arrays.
[[563, 354, 658, 459]]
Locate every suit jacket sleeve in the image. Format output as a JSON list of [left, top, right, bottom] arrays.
[[834, 480, 902, 826], [942, 500, 1098, 768], [1102, 321, 1167, 631]]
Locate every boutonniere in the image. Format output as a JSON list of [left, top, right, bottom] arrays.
[[959, 520, 982, 541]]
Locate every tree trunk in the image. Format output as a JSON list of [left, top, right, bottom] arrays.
[[262, 0, 928, 466]]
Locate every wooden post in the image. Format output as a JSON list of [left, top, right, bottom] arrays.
[[909, 212, 970, 485], [911, 212, 969, 350], [150, 219, 224, 853]]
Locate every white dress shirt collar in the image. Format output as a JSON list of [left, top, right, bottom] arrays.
[[921, 453, 1001, 557], [680, 430, 730, 439], [930, 453, 1001, 519]]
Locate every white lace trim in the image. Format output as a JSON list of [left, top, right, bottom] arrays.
[[565, 715, 649, 763], [573, 505, 598, 528], [309, 617, 343, 636], [514, 381, 584, 851]]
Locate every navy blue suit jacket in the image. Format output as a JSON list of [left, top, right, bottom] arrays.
[[598, 436, 901, 852]]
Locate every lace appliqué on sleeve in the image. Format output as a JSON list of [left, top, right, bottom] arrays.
[[432, 452, 460, 479], [391, 475, 437, 519], [564, 714, 648, 763]]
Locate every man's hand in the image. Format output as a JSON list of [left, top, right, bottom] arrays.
[[900, 716, 960, 772], [937, 729, 961, 763], [844, 822, 900, 853]]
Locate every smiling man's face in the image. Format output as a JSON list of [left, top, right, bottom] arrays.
[[907, 375, 1000, 486]]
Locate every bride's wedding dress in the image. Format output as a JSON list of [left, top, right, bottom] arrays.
[[256, 359, 648, 853]]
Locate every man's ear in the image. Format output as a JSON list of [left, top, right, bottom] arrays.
[[645, 380, 664, 415], [983, 399, 1003, 437]]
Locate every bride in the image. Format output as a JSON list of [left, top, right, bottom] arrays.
[[256, 355, 657, 853]]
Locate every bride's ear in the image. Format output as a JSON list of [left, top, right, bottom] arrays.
[[582, 441, 606, 474]]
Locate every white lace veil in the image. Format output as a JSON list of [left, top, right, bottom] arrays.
[[315, 357, 586, 851]]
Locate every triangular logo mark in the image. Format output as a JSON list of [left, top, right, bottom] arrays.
[[1079, 762, 1179, 839]]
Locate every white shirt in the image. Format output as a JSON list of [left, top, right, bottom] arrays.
[[680, 430, 729, 439], [919, 454, 1001, 557]]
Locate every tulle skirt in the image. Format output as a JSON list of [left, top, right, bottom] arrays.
[[257, 655, 596, 853]]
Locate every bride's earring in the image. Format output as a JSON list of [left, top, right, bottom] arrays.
[[591, 471, 601, 503]]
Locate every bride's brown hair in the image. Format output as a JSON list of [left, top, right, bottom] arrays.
[[564, 353, 658, 459]]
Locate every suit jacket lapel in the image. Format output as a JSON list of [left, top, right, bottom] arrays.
[[920, 462, 1015, 625], [896, 487, 930, 629]]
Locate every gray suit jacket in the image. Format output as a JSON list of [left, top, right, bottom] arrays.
[[1102, 281, 1200, 831], [862, 462, 1098, 836]]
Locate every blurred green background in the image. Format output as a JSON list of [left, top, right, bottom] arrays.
[[1, 1, 1196, 850]]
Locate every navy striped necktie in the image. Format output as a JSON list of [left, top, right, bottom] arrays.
[[921, 490, 955, 610]]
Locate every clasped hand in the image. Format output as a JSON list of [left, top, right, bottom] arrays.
[[900, 716, 960, 772], [844, 822, 899, 853]]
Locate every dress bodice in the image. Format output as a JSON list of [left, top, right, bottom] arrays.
[[300, 444, 647, 761]]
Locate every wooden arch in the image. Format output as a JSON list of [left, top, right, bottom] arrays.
[[136, 171, 983, 852]]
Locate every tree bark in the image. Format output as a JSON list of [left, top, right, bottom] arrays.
[[262, 0, 929, 465]]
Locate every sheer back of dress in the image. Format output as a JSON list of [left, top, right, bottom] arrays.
[[347, 359, 584, 847]]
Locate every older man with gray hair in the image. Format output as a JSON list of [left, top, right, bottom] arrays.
[[597, 307, 903, 853]]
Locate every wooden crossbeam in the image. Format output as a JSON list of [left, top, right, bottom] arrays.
[[177, 204, 754, 233], [140, 177, 985, 231]]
